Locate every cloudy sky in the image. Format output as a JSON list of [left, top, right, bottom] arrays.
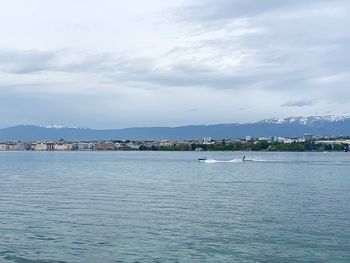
[[0, 0, 349, 128]]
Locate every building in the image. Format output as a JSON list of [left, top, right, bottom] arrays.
[[0, 144, 8, 151], [258, 137, 269, 141], [34, 143, 48, 151], [245, 136, 252, 142], [73, 142, 95, 151], [6, 142, 26, 151], [46, 142, 55, 151], [203, 137, 212, 144], [94, 142, 115, 151], [54, 143, 72, 151], [304, 133, 313, 141], [126, 142, 141, 150], [160, 140, 172, 147], [114, 142, 124, 150]]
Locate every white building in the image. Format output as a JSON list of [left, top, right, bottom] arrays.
[[74, 142, 94, 151], [258, 137, 269, 141], [203, 137, 212, 144], [34, 143, 47, 151], [8, 142, 26, 151], [0, 144, 8, 151], [126, 142, 140, 150], [160, 140, 173, 147], [54, 143, 72, 151]]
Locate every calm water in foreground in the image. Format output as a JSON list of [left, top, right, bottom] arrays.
[[0, 151, 349, 262]]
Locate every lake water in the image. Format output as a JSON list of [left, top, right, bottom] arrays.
[[0, 151, 349, 262]]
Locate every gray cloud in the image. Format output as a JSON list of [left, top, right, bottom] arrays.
[[0, 48, 314, 93], [0, 49, 269, 90], [181, 0, 342, 22], [0, 49, 121, 74], [281, 99, 316, 107], [0, 49, 57, 74]]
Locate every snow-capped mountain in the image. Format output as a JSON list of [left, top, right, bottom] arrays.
[[1, 115, 350, 140], [40, 124, 81, 129], [260, 115, 350, 125]]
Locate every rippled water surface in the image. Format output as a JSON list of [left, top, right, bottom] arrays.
[[0, 151, 350, 262]]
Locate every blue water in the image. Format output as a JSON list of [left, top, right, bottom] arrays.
[[0, 151, 349, 262]]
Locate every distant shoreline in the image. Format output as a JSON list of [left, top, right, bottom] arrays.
[[1, 137, 349, 152]]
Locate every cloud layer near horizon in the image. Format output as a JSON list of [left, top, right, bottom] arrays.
[[0, 0, 349, 128]]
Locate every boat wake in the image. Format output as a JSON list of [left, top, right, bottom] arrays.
[[200, 158, 242, 163], [199, 158, 350, 165], [199, 158, 274, 163]]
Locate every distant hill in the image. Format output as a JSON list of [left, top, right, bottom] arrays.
[[1, 115, 350, 141]]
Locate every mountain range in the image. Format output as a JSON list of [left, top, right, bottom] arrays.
[[1, 115, 350, 141]]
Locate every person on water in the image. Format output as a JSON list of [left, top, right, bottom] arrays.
[[242, 156, 246, 161]]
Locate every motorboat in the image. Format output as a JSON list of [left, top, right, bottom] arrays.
[[198, 157, 207, 161]]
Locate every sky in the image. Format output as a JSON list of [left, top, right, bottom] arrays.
[[0, 0, 349, 128]]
